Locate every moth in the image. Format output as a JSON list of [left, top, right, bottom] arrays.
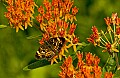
[[35, 37, 65, 60]]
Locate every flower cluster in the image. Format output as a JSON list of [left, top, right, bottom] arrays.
[[59, 56, 75, 78], [36, 0, 83, 64], [87, 13, 120, 53], [5, 0, 37, 32], [104, 72, 114, 78], [87, 26, 100, 46], [59, 52, 113, 78]]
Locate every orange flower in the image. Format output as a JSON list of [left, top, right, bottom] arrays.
[[104, 13, 118, 26], [59, 56, 75, 78], [78, 52, 101, 78], [59, 52, 102, 78], [75, 71, 84, 78], [102, 42, 119, 53], [64, 56, 73, 67], [44, 11, 52, 21], [72, 36, 79, 44], [53, 8, 59, 17], [87, 26, 100, 46], [63, 21, 69, 29], [104, 17, 111, 26], [38, 6, 44, 14], [116, 27, 120, 35], [116, 17, 120, 25], [39, 38, 44, 45], [36, 14, 44, 23], [52, 0, 58, 8], [64, 0, 73, 13], [57, 20, 64, 27], [86, 52, 94, 66], [105, 43, 111, 52], [5, 0, 36, 32], [66, 36, 82, 52], [88, 13, 120, 55], [69, 23, 76, 35], [104, 72, 113, 78], [87, 34, 95, 44], [43, 0, 52, 11], [59, 28, 66, 37], [43, 33, 50, 41], [77, 52, 84, 68], [93, 56, 100, 66], [111, 13, 118, 25], [36, 0, 80, 64], [93, 66, 102, 78], [6, 0, 13, 5], [104, 13, 120, 32], [72, 6, 78, 15]]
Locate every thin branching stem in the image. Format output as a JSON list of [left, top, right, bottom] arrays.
[[100, 37, 106, 45], [33, 23, 45, 33], [98, 45, 106, 49], [100, 40, 106, 46], [101, 30, 111, 44], [113, 24, 116, 38], [109, 31, 113, 43], [104, 55, 111, 67], [114, 52, 119, 68]]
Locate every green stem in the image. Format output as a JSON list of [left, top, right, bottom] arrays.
[[114, 52, 119, 68], [109, 31, 113, 43], [104, 55, 111, 67], [101, 30, 111, 43], [100, 40, 106, 46], [98, 45, 106, 49], [33, 23, 45, 33], [100, 37, 106, 44], [113, 24, 116, 38]]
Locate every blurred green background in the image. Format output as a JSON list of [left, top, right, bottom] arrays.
[[0, 0, 120, 78]]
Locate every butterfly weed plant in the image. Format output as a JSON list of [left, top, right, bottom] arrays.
[[1, 0, 120, 78]]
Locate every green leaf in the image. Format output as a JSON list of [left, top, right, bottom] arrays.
[[0, 25, 7, 28], [26, 35, 42, 39], [113, 70, 120, 78], [76, 42, 89, 51], [104, 55, 116, 72], [101, 67, 106, 78], [23, 59, 50, 71], [107, 56, 116, 66]]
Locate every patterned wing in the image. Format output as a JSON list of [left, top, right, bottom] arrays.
[[35, 37, 65, 60], [48, 37, 65, 53], [35, 45, 55, 60]]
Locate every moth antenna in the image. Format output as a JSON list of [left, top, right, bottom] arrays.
[[26, 35, 42, 39], [33, 23, 45, 33]]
